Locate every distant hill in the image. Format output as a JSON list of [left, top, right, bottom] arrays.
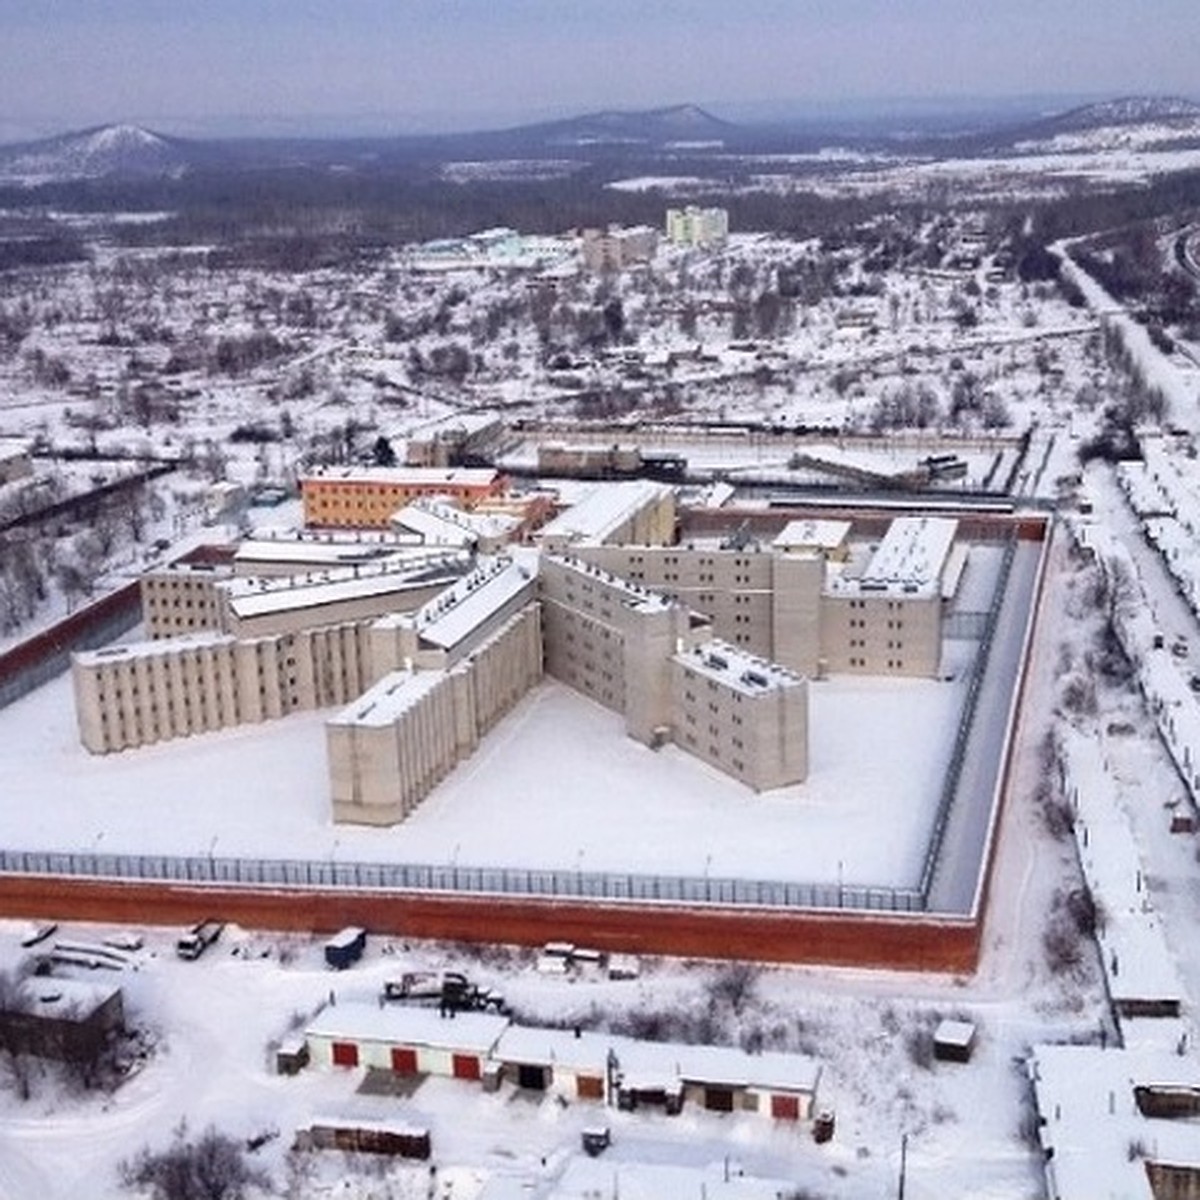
[[523, 103, 735, 147], [0, 123, 192, 184], [978, 95, 1200, 154]]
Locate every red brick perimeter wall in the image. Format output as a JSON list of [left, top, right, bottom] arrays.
[[0, 876, 979, 972]]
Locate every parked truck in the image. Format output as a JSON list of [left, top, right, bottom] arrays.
[[324, 926, 367, 970], [175, 919, 224, 960], [382, 971, 507, 1014]]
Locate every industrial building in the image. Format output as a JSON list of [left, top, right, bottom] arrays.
[[580, 225, 658, 272]]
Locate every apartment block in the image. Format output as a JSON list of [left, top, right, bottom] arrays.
[[665, 206, 729, 248], [672, 641, 808, 791], [580, 225, 658, 272]]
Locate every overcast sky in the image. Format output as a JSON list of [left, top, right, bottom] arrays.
[[1, 0, 1197, 138]]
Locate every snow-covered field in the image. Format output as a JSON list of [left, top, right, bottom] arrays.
[[0, 668, 968, 888]]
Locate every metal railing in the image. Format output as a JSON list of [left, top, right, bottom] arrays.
[[0, 847, 926, 914]]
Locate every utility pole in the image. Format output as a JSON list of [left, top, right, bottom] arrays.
[[898, 1131, 908, 1200]]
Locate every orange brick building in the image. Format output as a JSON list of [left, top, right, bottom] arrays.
[[301, 467, 506, 529]]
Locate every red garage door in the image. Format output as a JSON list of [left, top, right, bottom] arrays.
[[391, 1047, 418, 1075], [771, 1093, 800, 1121], [331, 1041, 359, 1068], [452, 1054, 481, 1081]]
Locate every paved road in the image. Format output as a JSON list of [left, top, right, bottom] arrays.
[[927, 538, 1045, 914]]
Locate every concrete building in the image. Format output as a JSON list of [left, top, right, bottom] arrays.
[[672, 640, 808, 791], [665, 206, 729, 248], [821, 516, 955, 677], [538, 554, 707, 747], [300, 466, 505, 529], [327, 605, 543, 826], [73, 620, 375, 754], [536, 480, 676, 552], [581, 225, 658, 272]]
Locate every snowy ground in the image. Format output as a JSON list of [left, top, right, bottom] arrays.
[[0, 667, 970, 888]]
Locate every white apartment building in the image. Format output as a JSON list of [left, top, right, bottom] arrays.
[[665, 206, 729, 248]]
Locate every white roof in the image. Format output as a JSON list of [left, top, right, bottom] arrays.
[[18, 976, 121, 1020], [391, 498, 518, 548], [538, 480, 672, 546], [234, 538, 422, 568], [492, 1025, 820, 1093], [1030, 1044, 1200, 1199], [301, 466, 499, 488], [772, 518, 851, 551], [327, 669, 445, 729], [827, 516, 957, 598], [933, 1019, 976, 1048], [223, 554, 468, 619], [306, 1003, 509, 1056], [75, 631, 235, 667], [675, 640, 806, 696]]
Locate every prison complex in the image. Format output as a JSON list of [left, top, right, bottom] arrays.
[[72, 478, 963, 825]]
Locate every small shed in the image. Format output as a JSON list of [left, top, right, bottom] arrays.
[[275, 1035, 310, 1076], [297, 1117, 430, 1160], [493, 1024, 610, 1101], [933, 1019, 977, 1063]]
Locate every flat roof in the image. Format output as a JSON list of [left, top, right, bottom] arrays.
[[18, 976, 121, 1020], [301, 466, 499, 488], [327, 669, 445, 729], [306, 1003, 510, 1056], [75, 631, 236, 667], [538, 480, 672, 546], [222, 554, 469, 619], [827, 516, 957, 598], [675, 640, 805, 696], [772, 518, 852, 551]]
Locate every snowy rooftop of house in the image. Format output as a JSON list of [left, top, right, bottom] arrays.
[[1061, 731, 1184, 1015], [305, 1003, 510, 1056], [545, 554, 673, 615], [0, 437, 31, 461], [827, 516, 957, 598], [221, 553, 469, 619], [675, 640, 805, 696], [537, 480, 672, 546], [327, 669, 446, 729], [1029, 1045, 1200, 1200], [18, 976, 121, 1020], [391, 498, 519, 548], [301, 466, 499, 488], [372, 557, 537, 652], [75, 631, 236, 667], [772, 518, 852, 552]]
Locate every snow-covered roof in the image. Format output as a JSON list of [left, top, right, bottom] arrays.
[[772, 518, 851, 552], [675, 640, 805, 696], [18, 976, 121, 1020], [301, 466, 499, 488], [1029, 1044, 1200, 1200], [222, 554, 468, 619], [391, 498, 519, 548], [827, 516, 957, 598], [234, 537, 422, 569], [305, 1003, 510, 1056], [75, 631, 236, 667], [493, 1025, 820, 1093], [537, 480, 672, 546], [327, 669, 445, 729], [371, 557, 537, 653]]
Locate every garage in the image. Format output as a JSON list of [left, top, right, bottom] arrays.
[[577, 1074, 605, 1100], [452, 1053, 481, 1081], [391, 1047, 418, 1075], [331, 1041, 359, 1068], [771, 1093, 800, 1121], [704, 1087, 735, 1113], [516, 1063, 549, 1090]]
